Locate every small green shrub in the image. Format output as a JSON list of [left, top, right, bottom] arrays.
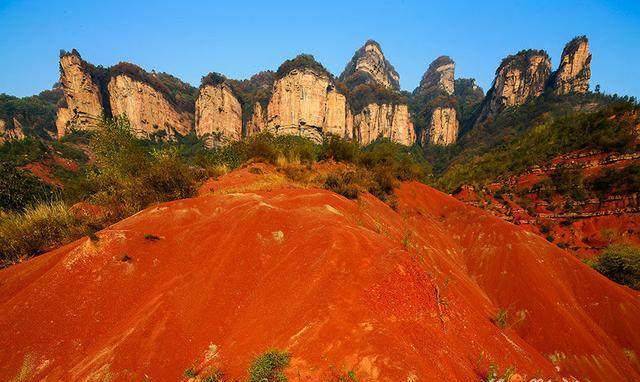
[[183, 367, 197, 378], [492, 309, 508, 329], [248, 349, 290, 382], [592, 244, 640, 290], [324, 170, 362, 199]]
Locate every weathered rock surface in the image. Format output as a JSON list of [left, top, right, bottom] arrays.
[[246, 102, 266, 136], [56, 52, 105, 137], [339, 40, 400, 90], [479, 50, 551, 120], [0, 119, 25, 143], [266, 68, 350, 142], [426, 107, 459, 145], [353, 103, 415, 146], [108, 74, 193, 139], [195, 83, 242, 145], [552, 36, 591, 95], [418, 56, 455, 95]]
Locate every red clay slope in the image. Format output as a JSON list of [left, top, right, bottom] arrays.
[[1, 168, 639, 381]]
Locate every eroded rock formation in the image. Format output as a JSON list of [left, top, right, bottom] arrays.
[[195, 83, 242, 145], [339, 40, 400, 90], [0, 119, 25, 143], [426, 107, 459, 145], [266, 67, 350, 142], [246, 102, 266, 136], [479, 50, 551, 120], [108, 74, 193, 139], [56, 51, 105, 136], [418, 56, 455, 95], [353, 103, 415, 146], [552, 36, 591, 95]]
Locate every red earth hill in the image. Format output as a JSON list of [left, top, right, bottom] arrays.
[[1, 165, 639, 381]]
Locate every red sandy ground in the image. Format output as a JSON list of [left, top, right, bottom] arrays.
[[1, 166, 639, 381]]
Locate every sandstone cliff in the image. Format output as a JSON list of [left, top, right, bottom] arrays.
[[339, 40, 400, 90], [246, 102, 266, 136], [56, 51, 105, 136], [551, 36, 591, 95], [0, 118, 26, 143], [195, 83, 242, 145], [417, 56, 455, 95], [108, 74, 193, 139], [478, 49, 551, 121], [267, 66, 350, 142], [426, 107, 459, 145], [353, 103, 415, 146]]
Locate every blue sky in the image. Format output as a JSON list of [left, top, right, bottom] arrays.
[[1, 0, 639, 98]]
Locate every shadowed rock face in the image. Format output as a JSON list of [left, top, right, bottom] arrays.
[[56, 52, 105, 137], [0, 118, 26, 143], [267, 67, 350, 143], [246, 102, 266, 136], [552, 36, 591, 95], [418, 56, 455, 96], [478, 50, 552, 121], [195, 83, 242, 145], [339, 40, 400, 90], [108, 75, 193, 139]]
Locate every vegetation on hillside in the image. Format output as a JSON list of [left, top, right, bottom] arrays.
[[591, 244, 640, 290], [0, 90, 62, 139]]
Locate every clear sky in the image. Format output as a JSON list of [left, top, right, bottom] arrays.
[[1, 0, 639, 98]]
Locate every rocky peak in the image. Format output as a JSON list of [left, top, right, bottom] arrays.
[[56, 50, 106, 137], [478, 49, 551, 120], [195, 74, 243, 145], [417, 56, 455, 96], [339, 40, 400, 90], [552, 36, 591, 95]]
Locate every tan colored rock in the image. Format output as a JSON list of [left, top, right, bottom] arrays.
[[195, 83, 242, 145], [340, 40, 400, 90], [479, 50, 551, 121], [418, 56, 455, 95], [56, 52, 104, 137], [267, 68, 350, 142], [427, 107, 459, 145], [353, 103, 415, 146], [0, 118, 26, 143], [246, 102, 266, 136], [108, 74, 193, 139], [552, 36, 591, 95]]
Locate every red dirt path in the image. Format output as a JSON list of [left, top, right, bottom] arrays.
[[1, 168, 639, 381]]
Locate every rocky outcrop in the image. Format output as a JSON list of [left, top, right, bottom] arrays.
[[0, 119, 25, 143], [339, 40, 400, 90], [426, 107, 459, 145], [353, 103, 415, 146], [552, 36, 591, 95], [478, 50, 551, 121], [195, 83, 242, 145], [246, 103, 266, 136], [266, 67, 350, 142], [56, 51, 105, 137], [418, 56, 455, 95], [108, 74, 193, 139]]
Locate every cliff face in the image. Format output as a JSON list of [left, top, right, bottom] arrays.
[[246, 102, 266, 136], [339, 40, 400, 90], [418, 56, 455, 95], [552, 36, 591, 95], [353, 103, 415, 146], [266, 68, 350, 142], [0, 118, 26, 143], [479, 50, 551, 120], [427, 107, 459, 145], [195, 83, 242, 145], [108, 74, 193, 139], [56, 52, 105, 136]]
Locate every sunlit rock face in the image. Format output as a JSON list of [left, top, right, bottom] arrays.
[[195, 83, 243, 145], [108, 74, 193, 139], [56, 51, 105, 137], [552, 36, 591, 95], [339, 40, 401, 90], [266, 68, 350, 142], [352, 103, 415, 146]]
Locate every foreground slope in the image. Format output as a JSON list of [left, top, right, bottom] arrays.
[[1, 166, 639, 381]]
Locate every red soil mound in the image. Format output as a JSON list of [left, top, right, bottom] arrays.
[[1, 169, 639, 381]]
